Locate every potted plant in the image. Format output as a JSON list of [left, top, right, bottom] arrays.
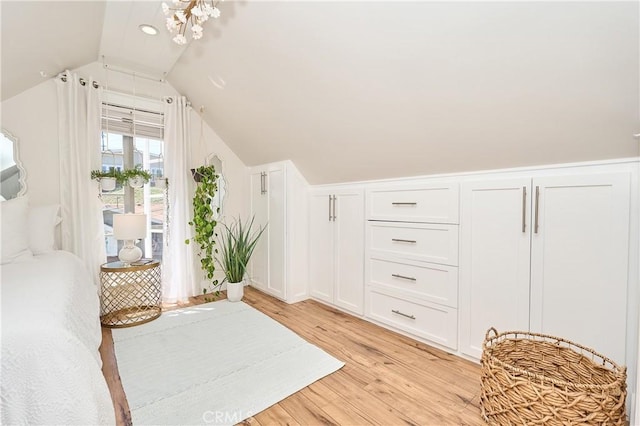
[[90, 168, 121, 191], [217, 217, 265, 302], [123, 164, 152, 188], [185, 164, 220, 298]]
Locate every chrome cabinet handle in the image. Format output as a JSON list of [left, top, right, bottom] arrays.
[[392, 202, 417, 206], [391, 238, 417, 244], [262, 172, 267, 195], [328, 195, 332, 221], [534, 186, 540, 234], [522, 186, 527, 233], [332, 195, 336, 222], [392, 274, 416, 281], [392, 309, 416, 320], [260, 172, 266, 195]]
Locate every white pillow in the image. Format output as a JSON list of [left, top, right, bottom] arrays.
[[28, 204, 61, 255], [1, 196, 33, 264]]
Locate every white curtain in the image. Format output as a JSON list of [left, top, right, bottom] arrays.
[[56, 71, 106, 284], [163, 96, 197, 303]]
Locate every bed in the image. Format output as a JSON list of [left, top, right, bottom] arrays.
[[1, 196, 115, 424]]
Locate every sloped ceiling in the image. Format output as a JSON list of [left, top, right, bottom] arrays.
[[1, 1, 106, 100], [2, 1, 639, 184], [170, 1, 639, 183]]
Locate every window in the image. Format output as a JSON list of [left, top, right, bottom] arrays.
[[100, 99, 165, 262]]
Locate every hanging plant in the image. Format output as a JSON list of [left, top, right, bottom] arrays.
[[122, 164, 152, 188], [90, 167, 123, 192], [185, 164, 220, 298]]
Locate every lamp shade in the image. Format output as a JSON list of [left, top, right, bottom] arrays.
[[113, 213, 147, 240]]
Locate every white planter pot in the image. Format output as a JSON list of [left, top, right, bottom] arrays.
[[128, 176, 145, 188], [100, 177, 116, 192], [226, 280, 244, 302]]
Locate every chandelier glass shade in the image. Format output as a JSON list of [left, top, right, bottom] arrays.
[[163, 0, 222, 45]]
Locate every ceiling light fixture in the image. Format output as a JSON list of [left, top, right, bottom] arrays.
[[163, 0, 222, 45], [139, 24, 159, 36]]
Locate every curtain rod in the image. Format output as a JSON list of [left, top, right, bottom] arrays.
[[102, 63, 166, 83], [58, 73, 100, 89], [103, 86, 189, 106], [102, 102, 164, 117], [104, 88, 165, 105]]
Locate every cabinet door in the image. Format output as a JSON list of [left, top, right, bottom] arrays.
[[459, 178, 532, 359], [530, 173, 630, 364], [334, 189, 365, 315], [308, 192, 335, 303], [266, 168, 286, 299], [249, 170, 268, 290]]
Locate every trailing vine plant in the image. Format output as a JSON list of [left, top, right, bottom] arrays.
[[185, 164, 220, 299]]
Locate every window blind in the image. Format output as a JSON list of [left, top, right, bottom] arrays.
[[102, 102, 164, 139]]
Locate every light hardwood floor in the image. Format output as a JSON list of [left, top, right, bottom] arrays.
[[99, 287, 483, 425]]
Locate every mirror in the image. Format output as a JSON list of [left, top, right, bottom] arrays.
[[0, 129, 27, 200], [207, 154, 226, 220]]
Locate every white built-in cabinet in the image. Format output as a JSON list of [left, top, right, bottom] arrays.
[[247, 158, 636, 398], [364, 182, 460, 350], [459, 173, 631, 363], [248, 161, 308, 303], [308, 187, 364, 315]]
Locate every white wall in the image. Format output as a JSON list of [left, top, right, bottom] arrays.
[[1, 80, 59, 205]]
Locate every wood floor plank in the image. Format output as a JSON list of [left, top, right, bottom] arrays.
[[101, 286, 483, 425], [98, 327, 132, 426], [320, 370, 418, 426], [253, 404, 300, 426], [298, 381, 341, 409], [278, 393, 338, 426]]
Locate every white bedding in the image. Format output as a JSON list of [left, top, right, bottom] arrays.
[[1, 251, 115, 425]]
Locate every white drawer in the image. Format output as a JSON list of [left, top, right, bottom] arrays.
[[368, 257, 458, 308], [366, 287, 458, 349], [367, 183, 459, 224], [367, 222, 458, 266]]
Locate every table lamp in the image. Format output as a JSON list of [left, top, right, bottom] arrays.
[[113, 213, 147, 265]]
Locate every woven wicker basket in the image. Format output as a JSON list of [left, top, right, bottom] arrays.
[[480, 328, 627, 425]]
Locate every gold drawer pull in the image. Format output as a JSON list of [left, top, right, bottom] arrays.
[[392, 274, 416, 281], [391, 238, 417, 244], [392, 309, 416, 320]]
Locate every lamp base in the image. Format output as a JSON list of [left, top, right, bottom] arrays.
[[118, 241, 143, 266]]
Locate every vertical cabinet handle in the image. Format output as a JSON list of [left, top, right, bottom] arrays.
[[534, 186, 540, 234], [262, 172, 267, 195], [328, 195, 332, 221], [259, 172, 264, 194], [521, 186, 527, 233], [332, 195, 337, 222]]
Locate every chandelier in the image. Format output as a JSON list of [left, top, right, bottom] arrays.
[[163, 0, 223, 45]]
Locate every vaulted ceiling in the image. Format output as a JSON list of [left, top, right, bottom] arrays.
[[2, 1, 639, 184]]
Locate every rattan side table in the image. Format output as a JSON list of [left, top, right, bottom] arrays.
[[100, 260, 162, 328]]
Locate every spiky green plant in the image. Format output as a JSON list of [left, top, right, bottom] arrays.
[[217, 216, 265, 284]]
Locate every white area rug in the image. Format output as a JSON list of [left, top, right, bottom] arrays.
[[112, 301, 344, 425]]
